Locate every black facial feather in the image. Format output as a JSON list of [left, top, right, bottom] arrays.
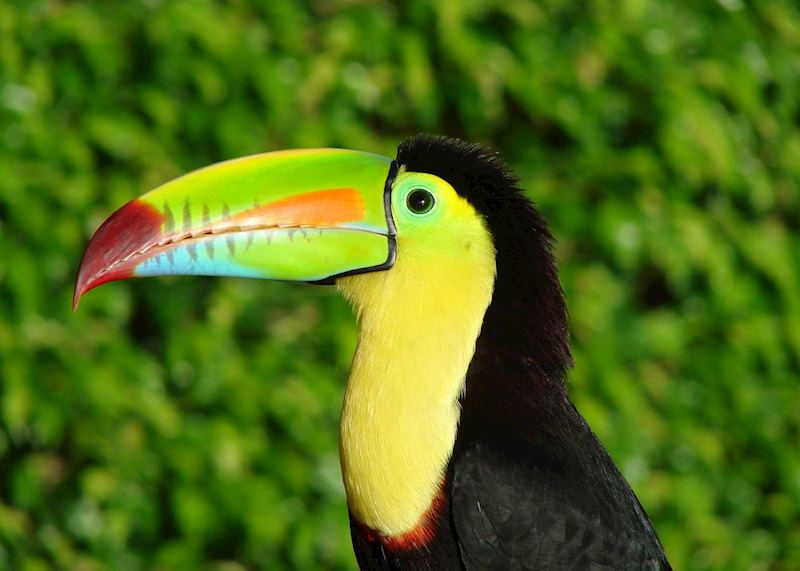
[[396, 134, 572, 384]]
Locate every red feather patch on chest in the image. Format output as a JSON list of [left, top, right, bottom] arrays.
[[357, 486, 447, 552]]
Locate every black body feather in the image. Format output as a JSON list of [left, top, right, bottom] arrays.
[[350, 135, 670, 570]]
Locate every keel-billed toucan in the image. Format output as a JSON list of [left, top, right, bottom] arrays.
[[75, 135, 671, 570]]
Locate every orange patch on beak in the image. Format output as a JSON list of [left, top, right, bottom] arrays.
[[230, 187, 365, 229]]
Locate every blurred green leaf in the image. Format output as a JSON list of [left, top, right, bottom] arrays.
[[1, 1, 799, 569]]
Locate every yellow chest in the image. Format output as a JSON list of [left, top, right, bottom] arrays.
[[337, 231, 495, 537]]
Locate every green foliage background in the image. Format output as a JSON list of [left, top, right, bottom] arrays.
[[2, 1, 799, 569]]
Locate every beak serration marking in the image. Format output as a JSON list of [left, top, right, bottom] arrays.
[[182, 200, 192, 232], [163, 202, 175, 233]]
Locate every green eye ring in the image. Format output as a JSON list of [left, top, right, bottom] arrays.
[[405, 188, 435, 215]]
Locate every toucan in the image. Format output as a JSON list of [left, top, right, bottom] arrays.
[[74, 135, 671, 570]]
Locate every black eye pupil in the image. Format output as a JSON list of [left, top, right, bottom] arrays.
[[407, 189, 434, 214]]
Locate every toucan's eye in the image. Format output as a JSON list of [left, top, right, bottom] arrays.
[[406, 189, 435, 215]]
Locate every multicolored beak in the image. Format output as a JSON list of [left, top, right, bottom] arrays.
[[74, 149, 396, 309]]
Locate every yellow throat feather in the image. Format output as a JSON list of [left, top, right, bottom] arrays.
[[337, 172, 496, 537]]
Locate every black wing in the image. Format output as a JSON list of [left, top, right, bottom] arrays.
[[451, 441, 671, 571]]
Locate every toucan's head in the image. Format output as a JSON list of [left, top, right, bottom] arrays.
[[74, 135, 501, 306], [75, 134, 568, 377]]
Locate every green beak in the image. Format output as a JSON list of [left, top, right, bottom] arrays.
[[74, 149, 396, 308]]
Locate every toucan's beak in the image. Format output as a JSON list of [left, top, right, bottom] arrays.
[[74, 149, 396, 309]]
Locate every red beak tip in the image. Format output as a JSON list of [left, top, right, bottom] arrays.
[[72, 269, 93, 311], [72, 287, 83, 311], [72, 198, 165, 312]]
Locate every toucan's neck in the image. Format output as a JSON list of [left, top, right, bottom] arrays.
[[336, 135, 571, 538], [337, 229, 495, 539], [482, 206, 571, 380], [454, 201, 574, 457]]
